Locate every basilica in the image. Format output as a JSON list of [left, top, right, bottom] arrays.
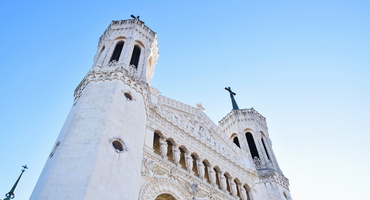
[[30, 18, 292, 200]]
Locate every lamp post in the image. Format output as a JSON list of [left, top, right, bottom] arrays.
[[3, 165, 28, 200]]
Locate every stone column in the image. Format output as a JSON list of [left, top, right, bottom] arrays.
[[159, 138, 167, 159]]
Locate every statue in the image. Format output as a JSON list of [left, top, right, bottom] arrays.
[[220, 175, 227, 191], [173, 146, 181, 165], [197, 161, 205, 179], [185, 152, 193, 173], [159, 138, 167, 158], [209, 168, 216, 185], [231, 181, 237, 196]]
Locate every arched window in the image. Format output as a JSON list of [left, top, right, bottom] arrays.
[[245, 132, 260, 159], [244, 184, 251, 200], [224, 173, 231, 195], [191, 154, 199, 176], [179, 147, 187, 170], [155, 193, 177, 200], [166, 140, 174, 163], [234, 179, 241, 199], [110, 41, 124, 62], [261, 138, 271, 160], [231, 134, 240, 148], [214, 167, 221, 189], [203, 160, 210, 183], [153, 132, 161, 155], [130, 45, 141, 69]]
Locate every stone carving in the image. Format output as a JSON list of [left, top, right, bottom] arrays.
[[230, 181, 237, 197], [173, 146, 180, 166], [253, 157, 261, 168], [197, 161, 205, 179], [185, 152, 193, 173], [127, 64, 138, 76], [139, 178, 191, 200], [220, 175, 227, 191], [191, 183, 198, 199], [142, 158, 155, 177], [209, 169, 216, 185], [159, 138, 167, 159], [240, 186, 247, 200]]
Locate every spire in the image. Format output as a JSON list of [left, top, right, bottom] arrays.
[[3, 165, 28, 200], [225, 87, 239, 110]]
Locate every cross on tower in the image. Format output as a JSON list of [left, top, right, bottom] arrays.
[[225, 87, 239, 110], [3, 165, 28, 200]]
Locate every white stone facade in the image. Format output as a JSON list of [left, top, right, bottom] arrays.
[[30, 18, 292, 200]]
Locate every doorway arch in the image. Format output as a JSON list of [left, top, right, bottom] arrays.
[[155, 193, 177, 200]]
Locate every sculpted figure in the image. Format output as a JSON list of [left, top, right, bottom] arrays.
[[209, 169, 216, 185], [159, 138, 167, 158], [185, 153, 193, 172], [231, 181, 237, 196], [197, 161, 205, 179], [191, 183, 198, 198], [173, 146, 180, 165], [240, 187, 248, 200], [220, 175, 227, 191], [253, 156, 261, 167]]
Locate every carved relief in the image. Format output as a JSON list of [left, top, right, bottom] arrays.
[[139, 178, 191, 200]]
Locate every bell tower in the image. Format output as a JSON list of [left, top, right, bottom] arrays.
[[93, 17, 159, 84], [220, 88, 291, 200], [31, 18, 159, 200]]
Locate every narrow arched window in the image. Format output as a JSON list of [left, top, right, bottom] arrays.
[[214, 167, 221, 189], [153, 132, 161, 155], [191, 154, 198, 176], [203, 161, 210, 183], [261, 138, 271, 160], [130, 45, 141, 69], [233, 136, 240, 148], [110, 41, 124, 62], [166, 140, 174, 163], [179, 147, 187, 170], [246, 132, 260, 159], [224, 173, 231, 194]]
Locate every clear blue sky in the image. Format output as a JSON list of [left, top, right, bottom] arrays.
[[1, 1, 369, 199]]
